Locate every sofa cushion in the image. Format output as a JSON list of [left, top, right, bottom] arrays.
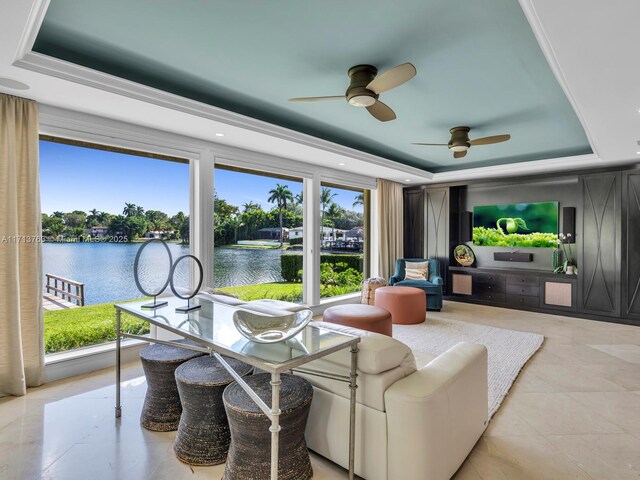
[[311, 321, 416, 375], [394, 280, 440, 292]]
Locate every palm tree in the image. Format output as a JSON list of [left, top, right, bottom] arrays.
[[326, 202, 342, 243], [295, 192, 304, 205], [267, 183, 293, 245], [242, 201, 260, 213], [123, 203, 137, 217], [320, 187, 337, 235], [353, 193, 364, 208], [135, 205, 145, 217]]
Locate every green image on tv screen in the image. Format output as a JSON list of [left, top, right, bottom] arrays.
[[473, 202, 558, 248]]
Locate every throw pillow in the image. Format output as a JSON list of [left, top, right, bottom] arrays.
[[404, 261, 429, 280]]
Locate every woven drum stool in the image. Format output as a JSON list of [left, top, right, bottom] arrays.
[[174, 355, 253, 465], [374, 286, 427, 325], [139, 340, 205, 431], [223, 373, 313, 480], [360, 276, 388, 305], [323, 304, 393, 336]]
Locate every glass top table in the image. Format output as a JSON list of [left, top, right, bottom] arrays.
[[114, 295, 360, 480], [116, 295, 359, 374]]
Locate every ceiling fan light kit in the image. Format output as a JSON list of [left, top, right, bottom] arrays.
[[414, 126, 511, 159], [288, 62, 416, 122]]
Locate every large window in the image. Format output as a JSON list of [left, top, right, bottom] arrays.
[[319, 183, 367, 299], [212, 166, 304, 302], [40, 138, 189, 354]]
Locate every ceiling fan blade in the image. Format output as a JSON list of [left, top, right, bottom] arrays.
[[366, 100, 396, 122], [412, 142, 448, 146], [366, 63, 417, 94], [469, 134, 511, 146], [288, 95, 344, 102], [454, 150, 468, 159]]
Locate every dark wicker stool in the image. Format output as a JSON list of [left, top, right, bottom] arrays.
[[173, 355, 253, 465], [139, 340, 205, 431], [223, 373, 313, 480]]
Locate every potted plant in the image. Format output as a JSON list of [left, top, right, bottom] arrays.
[[553, 233, 577, 274]]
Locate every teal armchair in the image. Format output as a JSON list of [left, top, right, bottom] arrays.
[[389, 258, 443, 311]]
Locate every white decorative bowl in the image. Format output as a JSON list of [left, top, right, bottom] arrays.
[[232, 308, 313, 344]]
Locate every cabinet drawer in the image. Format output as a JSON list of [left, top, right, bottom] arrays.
[[506, 284, 540, 296], [477, 291, 505, 303], [476, 282, 506, 294], [506, 294, 540, 308], [476, 272, 505, 285], [506, 274, 539, 286]]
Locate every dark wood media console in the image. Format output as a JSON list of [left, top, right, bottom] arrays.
[[448, 266, 577, 314]]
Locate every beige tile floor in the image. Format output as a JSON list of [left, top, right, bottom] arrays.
[[1, 301, 639, 479]]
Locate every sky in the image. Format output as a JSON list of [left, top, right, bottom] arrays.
[[40, 140, 363, 216], [40, 140, 189, 216], [214, 169, 363, 212]]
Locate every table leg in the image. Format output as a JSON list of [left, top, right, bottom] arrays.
[[348, 344, 359, 480], [115, 308, 122, 418], [270, 372, 282, 480]]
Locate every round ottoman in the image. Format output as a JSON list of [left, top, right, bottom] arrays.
[[374, 286, 426, 325], [323, 304, 393, 336], [223, 373, 313, 480], [139, 340, 205, 431], [174, 355, 253, 465]]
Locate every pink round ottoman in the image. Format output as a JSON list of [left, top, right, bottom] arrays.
[[323, 304, 393, 336], [374, 286, 426, 325]]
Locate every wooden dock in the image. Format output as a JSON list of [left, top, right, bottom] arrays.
[[43, 274, 85, 311], [43, 292, 79, 311]]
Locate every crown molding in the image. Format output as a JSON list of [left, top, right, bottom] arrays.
[[15, 50, 433, 181], [518, 0, 598, 157], [429, 153, 618, 184]]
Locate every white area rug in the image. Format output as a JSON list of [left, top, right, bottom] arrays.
[[393, 317, 543, 418]]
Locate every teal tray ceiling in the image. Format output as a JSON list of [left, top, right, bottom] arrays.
[[33, 0, 593, 172]]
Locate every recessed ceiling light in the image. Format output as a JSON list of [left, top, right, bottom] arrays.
[[0, 77, 30, 90], [215, 133, 225, 137], [405, 179, 411, 182], [339, 162, 345, 166], [636, 151, 640, 155]]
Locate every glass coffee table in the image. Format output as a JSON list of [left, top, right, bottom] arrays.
[[114, 295, 360, 480]]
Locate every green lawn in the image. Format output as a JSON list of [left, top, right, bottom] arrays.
[[219, 282, 303, 301], [44, 299, 149, 354]]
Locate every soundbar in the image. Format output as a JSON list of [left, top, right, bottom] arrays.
[[493, 252, 533, 262]]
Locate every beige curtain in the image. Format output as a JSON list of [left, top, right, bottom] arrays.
[[0, 94, 44, 397], [377, 179, 404, 280]]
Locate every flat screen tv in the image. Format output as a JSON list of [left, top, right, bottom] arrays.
[[473, 201, 558, 248]]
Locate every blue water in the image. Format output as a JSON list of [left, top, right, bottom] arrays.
[[42, 243, 288, 305]]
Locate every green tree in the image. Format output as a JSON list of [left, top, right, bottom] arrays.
[[86, 208, 101, 227], [123, 203, 137, 217], [64, 210, 87, 230], [179, 217, 189, 243], [126, 216, 147, 239], [320, 187, 337, 231], [325, 202, 343, 242], [49, 221, 65, 237], [145, 210, 169, 231], [268, 183, 294, 245], [353, 193, 364, 208]]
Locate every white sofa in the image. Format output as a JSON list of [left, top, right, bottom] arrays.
[[299, 321, 488, 480]]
